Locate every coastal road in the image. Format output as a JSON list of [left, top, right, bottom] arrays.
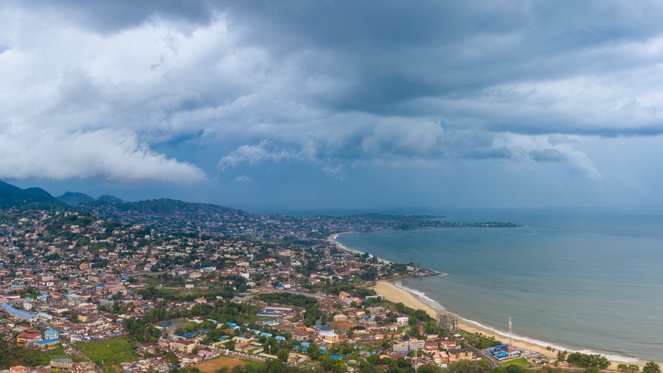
[[466, 345, 500, 369]]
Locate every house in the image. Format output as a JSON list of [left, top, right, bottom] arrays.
[[292, 329, 310, 342], [408, 338, 425, 352], [170, 340, 197, 354], [320, 331, 340, 343], [16, 332, 42, 347], [36, 338, 60, 350], [50, 358, 74, 368], [333, 314, 348, 322]]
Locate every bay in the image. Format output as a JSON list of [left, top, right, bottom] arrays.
[[336, 208, 663, 363]]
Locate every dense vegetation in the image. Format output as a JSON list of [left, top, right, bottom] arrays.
[[123, 301, 260, 343]]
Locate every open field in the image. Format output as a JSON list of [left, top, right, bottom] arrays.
[[76, 336, 139, 371], [500, 357, 530, 367], [20, 345, 84, 366], [195, 356, 246, 373]]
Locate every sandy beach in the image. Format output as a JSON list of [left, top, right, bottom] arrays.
[[371, 280, 557, 359], [330, 233, 555, 357], [331, 233, 641, 367], [371, 280, 643, 368]]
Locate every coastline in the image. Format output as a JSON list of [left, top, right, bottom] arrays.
[[330, 232, 643, 368], [372, 279, 556, 360]]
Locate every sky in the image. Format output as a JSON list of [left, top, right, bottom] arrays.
[[2, 1, 663, 212]]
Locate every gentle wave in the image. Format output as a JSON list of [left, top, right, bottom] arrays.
[[337, 229, 648, 364], [394, 281, 446, 311], [333, 235, 391, 263], [396, 281, 642, 364]]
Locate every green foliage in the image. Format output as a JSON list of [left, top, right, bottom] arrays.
[[258, 293, 317, 308], [77, 337, 139, 368], [447, 360, 492, 373], [644, 362, 661, 373], [170, 367, 202, 373], [556, 350, 567, 361], [499, 358, 529, 368], [277, 349, 289, 362], [417, 365, 445, 373], [466, 333, 501, 349], [17, 345, 81, 366], [566, 352, 610, 369]]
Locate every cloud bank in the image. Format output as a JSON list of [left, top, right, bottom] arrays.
[[2, 0, 663, 206]]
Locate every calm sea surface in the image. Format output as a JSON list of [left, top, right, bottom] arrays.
[[336, 208, 663, 363]]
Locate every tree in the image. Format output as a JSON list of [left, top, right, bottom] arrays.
[[277, 349, 289, 362], [557, 350, 568, 362], [644, 362, 661, 373]]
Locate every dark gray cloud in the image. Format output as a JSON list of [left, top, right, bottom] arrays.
[[3, 0, 663, 207], [20, 0, 215, 33]]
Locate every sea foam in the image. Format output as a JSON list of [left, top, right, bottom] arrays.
[[396, 280, 643, 365], [395, 280, 446, 311]]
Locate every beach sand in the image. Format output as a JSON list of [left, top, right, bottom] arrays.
[[372, 280, 557, 359], [331, 234, 638, 367], [372, 280, 643, 368]]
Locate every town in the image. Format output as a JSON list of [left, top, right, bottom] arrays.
[[0, 198, 645, 373]]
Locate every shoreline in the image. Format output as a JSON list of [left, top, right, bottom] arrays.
[[329, 232, 644, 368], [372, 279, 556, 360]]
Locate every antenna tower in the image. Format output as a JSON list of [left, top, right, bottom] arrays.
[[508, 317, 513, 346]]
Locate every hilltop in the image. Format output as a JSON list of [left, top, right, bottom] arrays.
[[2, 180, 519, 239], [0, 181, 70, 211]]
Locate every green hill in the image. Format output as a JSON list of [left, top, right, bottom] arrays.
[[0, 181, 70, 211], [57, 191, 95, 206]]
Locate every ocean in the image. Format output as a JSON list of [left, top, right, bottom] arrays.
[[335, 207, 663, 363]]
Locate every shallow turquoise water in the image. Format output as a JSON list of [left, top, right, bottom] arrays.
[[336, 208, 663, 362]]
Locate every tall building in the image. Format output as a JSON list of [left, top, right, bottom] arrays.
[[437, 312, 458, 332]]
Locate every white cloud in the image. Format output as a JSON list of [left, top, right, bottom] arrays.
[[0, 128, 205, 184], [218, 140, 296, 170], [233, 175, 252, 183]]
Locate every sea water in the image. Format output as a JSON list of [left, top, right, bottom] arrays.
[[335, 207, 663, 363]]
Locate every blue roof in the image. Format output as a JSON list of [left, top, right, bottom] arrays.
[[301, 342, 310, 347], [45, 330, 58, 335], [1, 304, 36, 319], [330, 355, 342, 360], [36, 338, 60, 345]]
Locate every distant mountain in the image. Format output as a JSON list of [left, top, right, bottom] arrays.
[[115, 198, 235, 215], [78, 197, 247, 234], [81, 197, 238, 217], [0, 181, 70, 211], [57, 191, 95, 206], [97, 195, 124, 203]]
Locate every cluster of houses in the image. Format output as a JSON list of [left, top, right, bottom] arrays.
[[0, 209, 495, 372]]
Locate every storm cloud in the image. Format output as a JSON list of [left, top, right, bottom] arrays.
[[2, 0, 663, 208]]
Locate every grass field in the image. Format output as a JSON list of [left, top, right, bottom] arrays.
[[20, 345, 84, 366], [501, 357, 530, 367], [76, 336, 139, 371]]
